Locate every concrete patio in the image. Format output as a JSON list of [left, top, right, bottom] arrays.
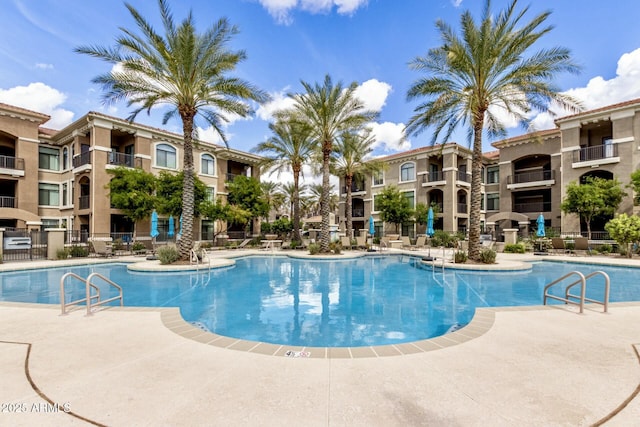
[[0, 251, 639, 426]]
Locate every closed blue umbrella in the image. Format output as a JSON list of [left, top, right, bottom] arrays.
[[369, 215, 375, 236], [168, 215, 175, 238], [150, 210, 159, 238], [427, 207, 435, 237], [536, 214, 545, 237]]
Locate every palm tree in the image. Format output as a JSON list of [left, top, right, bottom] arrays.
[[281, 182, 307, 220], [260, 181, 282, 223], [331, 130, 384, 239], [76, 0, 268, 260], [253, 117, 316, 241], [405, 0, 581, 261], [288, 75, 377, 252]]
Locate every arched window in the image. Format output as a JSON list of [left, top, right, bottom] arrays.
[[62, 147, 69, 170], [400, 162, 415, 182], [201, 154, 216, 175], [156, 143, 176, 169]]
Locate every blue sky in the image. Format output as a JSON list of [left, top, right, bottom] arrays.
[[3, 0, 640, 164]]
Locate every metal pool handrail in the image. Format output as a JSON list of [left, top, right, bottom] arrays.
[[543, 270, 610, 314], [85, 273, 123, 316], [60, 272, 101, 315]]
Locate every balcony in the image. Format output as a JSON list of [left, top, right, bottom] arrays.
[[73, 152, 92, 170], [422, 171, 446, 186], [572, 144, 619, 168], [0, 196, 16, 208], [456, 171, 471, 183], [351, 208, 365, 218], [513, 201, 551, 213], [0, 155, 25, 177], [457, 203, 468, 214], [342, 182, 366, 195], [108, 152, 142, 168], [78, 195, 90, 210], [507, 170, 555, 189]]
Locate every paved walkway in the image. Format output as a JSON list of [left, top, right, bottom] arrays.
[[0, 251, 639, 426]]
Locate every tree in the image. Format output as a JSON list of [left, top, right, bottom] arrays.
[[561, 177, 626, 239], [331, 130, 384, 239], [405, 0, 581, 260], [253, 117, 316, 241], [605, 214, 640, 258], [376, 186, 414, 233], [76, 0, 268, 259], [287, 75, 377, 252], [227, 175, 270, 228], [155, 171, 207, 218], [106, 167, 157, 239], [259, 181, 283, 223], [629, 169, 640, 205], [200, 197, 252, 239]]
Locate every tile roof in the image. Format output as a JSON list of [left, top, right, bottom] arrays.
[[0, 102, 50, 122]]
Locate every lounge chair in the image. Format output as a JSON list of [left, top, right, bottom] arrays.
[[355, 234, 367, 250], [340, 236, 353, 250], [551, 237, 570, 255], [91, 239, 113, 257], [235, 238, 251, 249], [413, 235, 427, 250], [401, 236, 412, 249], [574, 237, 592, 256]]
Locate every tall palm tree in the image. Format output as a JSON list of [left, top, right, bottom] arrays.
[[260, 181, 282, 223], [253, 117, 316, 241], [281, 182, 307, 220], [288, 75, 377, 252], [331, 130, 384, 239], [405, 0, 581, 261], [76, 0, 268, 260]]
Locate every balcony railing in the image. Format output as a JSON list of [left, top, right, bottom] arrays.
[[573, 144, 618, 163], [423, 170, 445, 182], [0, 196, 16, 208], [109, 152, 141, 168], [457, 171, 471, 183], [513, 201, 551, 213], [457, 203, 468, 213], [72, 152, 91, 168], [342, 183, 366, 194], [351, 208, 365, 218], [78, 195, 90, 210], [508, 169, 555, 185], [0, 155, 25, 171]]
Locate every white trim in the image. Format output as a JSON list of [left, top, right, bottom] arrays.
[[17, 137, 39, 143], [507, 180, 555, 190], [572, 157, 620, 169], [93, 146, 111, 153], [135, 154, 152, 160], [562, 145, 581, 152], [611, 110, 635, 120], [559, 121, 580, 130], [136, 130, 152, 139], [153, 141, 179, 169], [37, 180, 61, 208], [612, 136, 634, 144], [92, 118, 114, 130], [551, 152, 562, 157], [399, 161, 417, 183], [199, 153, 218, 177], [442, 167, 456, 172], [498, 160, 512, 165]]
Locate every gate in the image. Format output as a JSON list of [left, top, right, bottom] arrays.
[[2, 229, 48, 261]]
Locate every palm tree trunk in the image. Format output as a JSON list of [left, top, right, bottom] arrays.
[[320, 142, 331, 252], [293, 166, 301, 242], [179, 109, 196, 260], [468, 115, 485, 261], [345, 174, 353, 239]]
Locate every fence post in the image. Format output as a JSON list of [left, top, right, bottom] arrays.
[[47, 228, 66, 260], [0, 228, 4, 262]]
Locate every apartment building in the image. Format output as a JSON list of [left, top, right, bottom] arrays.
[[339, 98, 640, 239], [0, 102, 262, 240]]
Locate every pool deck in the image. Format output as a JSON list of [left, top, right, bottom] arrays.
[[1, 250, 639, 426]]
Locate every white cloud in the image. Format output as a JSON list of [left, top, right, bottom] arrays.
[[368, 121, 410, 152], [353, 79, 392, 112], [196, 125, 230, 145], [256, 90, 296, 121], [0, 82, 74, 129], [258, 0, 368, 24], [35, 63, 53, 70], [451, 0, 463, 7]]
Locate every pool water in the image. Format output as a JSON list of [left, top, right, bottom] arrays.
[[0, 256, 638, 347]]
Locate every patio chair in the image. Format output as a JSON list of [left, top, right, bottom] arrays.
[[340, 236, 353, 250], [355, 234, 367, 250], [574, 237, 592, 256], [235, 238, 251, 249], [401, 236, 412, 249], [413, 235, 427, 250], [551, 237, 570, 255], [91, 239, 113, 258]]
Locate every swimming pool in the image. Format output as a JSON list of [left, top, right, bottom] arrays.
[[0, 255, 638, 347]]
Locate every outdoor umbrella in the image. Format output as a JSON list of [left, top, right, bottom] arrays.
[[168, 215, 175, 238], [536, 214, 546, 237], [427, 207, 435, 237], [150, 210, 159, 238], [369, 215, 375, 236]]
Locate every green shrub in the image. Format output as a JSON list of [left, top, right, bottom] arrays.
[[112, 238, 124, 250], [308, 243, 320, 255], [479, 249, 497, 264], [69, 245, 89, 257], [596, 244, 612, 254], [289, 240, 300, 249], [56, 248, 71, 260], [431, 230, 458, 248], [503, 243, 526, 254], [329, 241, 341, 254], [132, 241, 146, 252], [454, 250, 467, 263], [199, 241, 212, 249], [157, 245, 179, 264]]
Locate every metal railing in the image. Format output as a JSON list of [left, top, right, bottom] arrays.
[[78, 195, 90, 210], [72, 152, 91, 168], [342, 182, 366, 194], [0, 196, 16, 208], [423, 171, 445, 182], [60, 272, 101, 315], [108, 152, 142, 168], [508, 169, 554, 184], [0, 155, 24, 170], [513, 201, 551, 213], [543, 271, 610, 314], [352, 208, 365, 218], [573, 144, 618, 163], [456, 171, 471, 182], [457, 203, 468, 213], [85, 273, 123, 315]]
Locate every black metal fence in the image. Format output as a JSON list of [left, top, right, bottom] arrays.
[[2, 229, 47, 261]]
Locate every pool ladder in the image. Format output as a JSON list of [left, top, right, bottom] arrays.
[[60, 272, 123, 315], [543, 271, 610, 314]]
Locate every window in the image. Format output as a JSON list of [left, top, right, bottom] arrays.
[[403, 191, 415, 209], [39, 183, 59, 206], [400, 162, 415, 182], [487, 193, 499, 210], [39, 147, 59, 171], [201, 154, 216, 175], [205, 186, 216, 202], [373, 194, 381, 212], [62, 183, 68, 206], [62, 147, 69, 170], [41, 218, 59, 230], [373, 171, 384, 186], [487, 166, 499, 184], [156, 144, 176, 169]]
